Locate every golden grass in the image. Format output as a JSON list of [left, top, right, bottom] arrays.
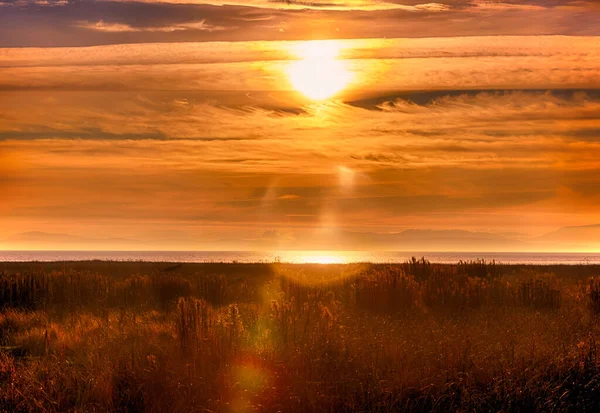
[[0, 259, 600, 412]]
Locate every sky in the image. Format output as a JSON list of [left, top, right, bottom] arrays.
[[1, 0, 599, 251]]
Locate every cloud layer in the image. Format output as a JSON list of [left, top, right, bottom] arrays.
[[0, 36, 599, 249], [0, 0, 598, 46]]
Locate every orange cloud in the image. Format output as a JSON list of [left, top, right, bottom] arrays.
[[75, 19, 228, 32], [0, 36, 599, 249]]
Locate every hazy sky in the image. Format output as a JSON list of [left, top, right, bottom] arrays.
[[1, 0, 599, 251]]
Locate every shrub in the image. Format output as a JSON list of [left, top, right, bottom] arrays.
[[403, 256, 434, 281], [457, 259, 502, 280], [151, 274, 192, 308], [176, 297, 214, 354], [518, 279, 561, 310], [195, 273, 228, 306], [585, 278, 600, 316], [352, 267, 419, 314]]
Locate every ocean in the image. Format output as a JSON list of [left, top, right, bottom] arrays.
[[0, 251, 599, 265]]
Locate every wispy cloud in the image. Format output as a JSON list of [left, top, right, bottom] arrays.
[[1, 89, 599, 238], [0, 0, 598, 46], [0, 36, 599, 245], [0, 37, 597, 92], [75, 19, 228, 33], [128, 0, 439, 11]]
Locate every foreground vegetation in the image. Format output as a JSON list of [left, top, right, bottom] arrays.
[[2, 259, 600, 412]]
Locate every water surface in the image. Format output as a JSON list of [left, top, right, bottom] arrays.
[[1, 251, 600, 265]]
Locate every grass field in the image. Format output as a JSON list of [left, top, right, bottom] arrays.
[[2, 259, 600, 412]]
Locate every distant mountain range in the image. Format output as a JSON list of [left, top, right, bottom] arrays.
[[324, 229, 522, 252], [3, 224, 600, 251], [533, 224, 600, 251]]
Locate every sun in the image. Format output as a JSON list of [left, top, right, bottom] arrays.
[[287, 40, 352, 100]]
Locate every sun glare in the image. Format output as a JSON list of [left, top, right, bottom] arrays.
[[287, 40, 352, 100], [277, 251, 348, 264], [301, 254, 344, 264]]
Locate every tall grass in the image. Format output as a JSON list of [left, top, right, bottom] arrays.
[[0, 260, 599, 412]]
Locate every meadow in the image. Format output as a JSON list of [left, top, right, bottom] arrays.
[[1, 259, 600, 412]]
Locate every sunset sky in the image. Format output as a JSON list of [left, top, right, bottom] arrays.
[[1, 0, 599, 251]]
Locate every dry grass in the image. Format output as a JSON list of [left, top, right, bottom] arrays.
[[0, 259, 600, 412]]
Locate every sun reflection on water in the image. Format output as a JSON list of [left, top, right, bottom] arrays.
[[277, 251, 353, 264]]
